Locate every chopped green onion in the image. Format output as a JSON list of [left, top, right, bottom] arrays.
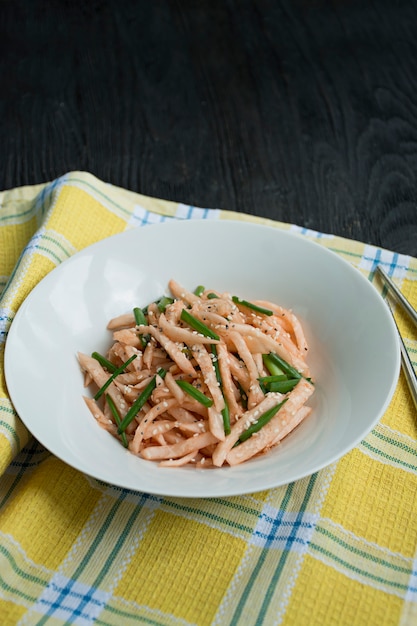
[[133, 307, 150, 348], [238, 382, 248, 409], [157, 296, 174, 312], [258, 380, 267, 395], [265, 379, 300, 393], [262, 354, 286, 378], [94, 354, 137, 401], [141, 295, 173, 315], [106, 395, 128, 448], [211, 344, 231, 434], [92, 351, 118, 373], [118, 368, 167, 432], [211, 344, 221, 380], [258, 374, 288, 384], [266, 352, 302, 380], [194, 285, 205, 297], [133, 306, 147, 326], [237, 398, 288, 444], [232, 296, 273, 316], [176, 380, 213, 407], [222, 401, 231, 435], [207, 292, 219, 299], [180, 308, 220, 341]]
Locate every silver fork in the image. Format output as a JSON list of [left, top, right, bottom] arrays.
[[375, 265, 417, 413]]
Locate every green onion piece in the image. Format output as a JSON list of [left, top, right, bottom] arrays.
[[262, 354, 285, 378], [94, 354, 137, 401], [142, 295, 174, 314], [157, 296, 174, 312], [258, 374, 288, 384], [237, 383, 248, 409], [207, 292, 219, 299], [211, 345, 230, 434], [133, 306, 147, 326], [266, 379, 300, 393], [194, 285, 205, 297], [118, 368, 167, 433], [106, 394, 128, 448], [133, 307, 150, 348], [92, 351, 118, 373], [222, 401, 231, 435], [232, 296, 273, 316], [258, 380, 267, 395], [237, 398, 288, 444], [180, 308, 220, 341], [266, 352, 302, 380], [176, 380, 213, 407]]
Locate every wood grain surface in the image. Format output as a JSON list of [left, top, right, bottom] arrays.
[[1, 0, 417, 255]]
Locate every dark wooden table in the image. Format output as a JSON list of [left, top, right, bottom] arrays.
[[2, 0, 417, 256]]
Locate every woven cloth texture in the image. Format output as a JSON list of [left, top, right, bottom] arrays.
[[1, 171, 416, 626]]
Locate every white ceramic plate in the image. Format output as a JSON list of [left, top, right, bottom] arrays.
[[5, 220, 400, 498]]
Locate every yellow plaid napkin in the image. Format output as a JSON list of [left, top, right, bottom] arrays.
[[1, 171, 417, 626]]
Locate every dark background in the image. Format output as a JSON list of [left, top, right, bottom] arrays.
[[2, 0, 417, 255]]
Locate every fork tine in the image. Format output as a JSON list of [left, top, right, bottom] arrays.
[[375, 265, 417, 330]]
